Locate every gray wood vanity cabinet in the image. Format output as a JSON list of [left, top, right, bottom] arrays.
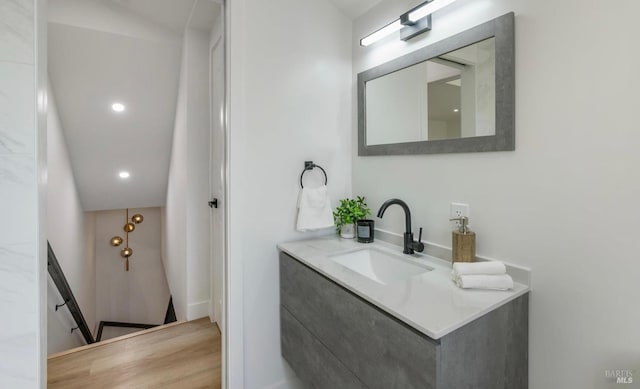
[[279, 252, 528, 389]]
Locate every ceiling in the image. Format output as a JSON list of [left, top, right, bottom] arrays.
[[48, 0, 219, 211], [109, 0, 220, 32], [328, 0, 382, 19], [109, 0, 196, 34]]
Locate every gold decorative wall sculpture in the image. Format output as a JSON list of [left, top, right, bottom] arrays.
[[110, 208, 144, 271]]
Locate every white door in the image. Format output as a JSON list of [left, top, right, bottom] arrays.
[[209, 35, 225, 334]]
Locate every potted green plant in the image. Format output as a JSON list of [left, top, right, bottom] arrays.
[[333, 196, 371, 239]]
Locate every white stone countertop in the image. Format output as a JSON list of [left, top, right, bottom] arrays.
[[278, 236, 530, 340]]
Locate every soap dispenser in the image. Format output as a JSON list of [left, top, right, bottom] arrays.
[[450, 216, 475, 262]]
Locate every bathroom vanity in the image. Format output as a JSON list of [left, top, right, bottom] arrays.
[[278, 237, 529, 389]]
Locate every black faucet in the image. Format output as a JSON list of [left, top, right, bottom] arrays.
[[376, 199, 424, 255]]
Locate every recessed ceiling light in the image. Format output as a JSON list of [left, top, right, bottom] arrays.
[[453, 108, 459, 113], [112, 103, 126, 112], [119, 171, 130, 179]]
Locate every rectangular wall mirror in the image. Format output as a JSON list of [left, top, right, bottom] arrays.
[[358, 13, 514, 155]]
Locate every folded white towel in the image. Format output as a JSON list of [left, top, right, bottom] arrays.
[[296, 185, 334, 231], [452, 261, 506, 276], [453, 274, 514, 291]]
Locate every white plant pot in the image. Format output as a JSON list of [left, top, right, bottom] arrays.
[[340, 224, 355, 239]]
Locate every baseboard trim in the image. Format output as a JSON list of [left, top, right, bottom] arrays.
[[263, 377, 305, 389], [187, 300, 210, 320], [96, 321, 159, 342]]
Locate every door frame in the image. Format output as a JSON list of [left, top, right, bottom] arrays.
[[208, 32, 224, 330], [37, 0, 235, 388], [221, 1, 244, 387], [218, 1, 234, 387], [207, 3, 230, 387]]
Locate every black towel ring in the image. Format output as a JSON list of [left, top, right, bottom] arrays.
[[300, 161, 328, 188]]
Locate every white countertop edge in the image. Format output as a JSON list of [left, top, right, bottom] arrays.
[[421, 286, 529, 338], [278, 238, 530, 340]]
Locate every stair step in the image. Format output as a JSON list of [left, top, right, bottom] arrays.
[[48, 320, 186, 360], [48, 318, 220, 388]]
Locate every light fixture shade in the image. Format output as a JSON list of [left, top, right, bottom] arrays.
[[361, 0, 459, 47], [360, 19, 403, 47], [132, 214, 144, 224], [121, 247, 133, 258], [124, 222, 135, 233], [110, 236, 123, 247], [408, 0, 458, 22]]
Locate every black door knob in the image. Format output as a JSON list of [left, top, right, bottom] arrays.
[[208, 199, 218, 209]]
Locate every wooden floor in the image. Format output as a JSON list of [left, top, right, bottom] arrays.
[[48, 318, 221, 388]]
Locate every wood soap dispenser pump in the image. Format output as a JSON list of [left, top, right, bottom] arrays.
[[450, 216, 475, 262]]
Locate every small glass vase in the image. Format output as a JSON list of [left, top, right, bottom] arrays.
[[340, 223, 355, 239]]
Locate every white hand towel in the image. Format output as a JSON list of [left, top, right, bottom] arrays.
[[452, 261, 506, 277], [296, 185, 334, 231], [454, 274, 514, 291]]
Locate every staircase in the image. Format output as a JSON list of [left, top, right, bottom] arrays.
[[48, 318, 221, 388]]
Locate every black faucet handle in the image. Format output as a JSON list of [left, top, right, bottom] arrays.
[[414, 228, 425, 253]]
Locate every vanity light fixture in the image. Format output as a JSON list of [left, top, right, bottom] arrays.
[[119, 171, 130, 179], [407, 0, 459, 23], [360, 19, 403, 47], [360, 0, 459, 46]]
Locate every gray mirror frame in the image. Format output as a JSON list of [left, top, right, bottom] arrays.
[[358, 12, 515, 156]]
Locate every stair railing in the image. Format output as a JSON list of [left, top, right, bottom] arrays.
[[47, 241, 95, 344]]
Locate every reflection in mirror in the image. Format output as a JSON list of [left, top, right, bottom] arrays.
[[366, 38, 495, 145]]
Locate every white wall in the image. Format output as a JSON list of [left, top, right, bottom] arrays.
[[46, 277, 84, 354], [46, 86, 96, 337], [164, 44, 188, 320], [164, 23, 212, 321], [353, 1, 640, 389], [94, 207, 170, 325], [0, 0, 47, 386], [227, 0, 352, 387]]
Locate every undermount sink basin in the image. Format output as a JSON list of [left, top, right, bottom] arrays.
[[328, 248, 433, 285]]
